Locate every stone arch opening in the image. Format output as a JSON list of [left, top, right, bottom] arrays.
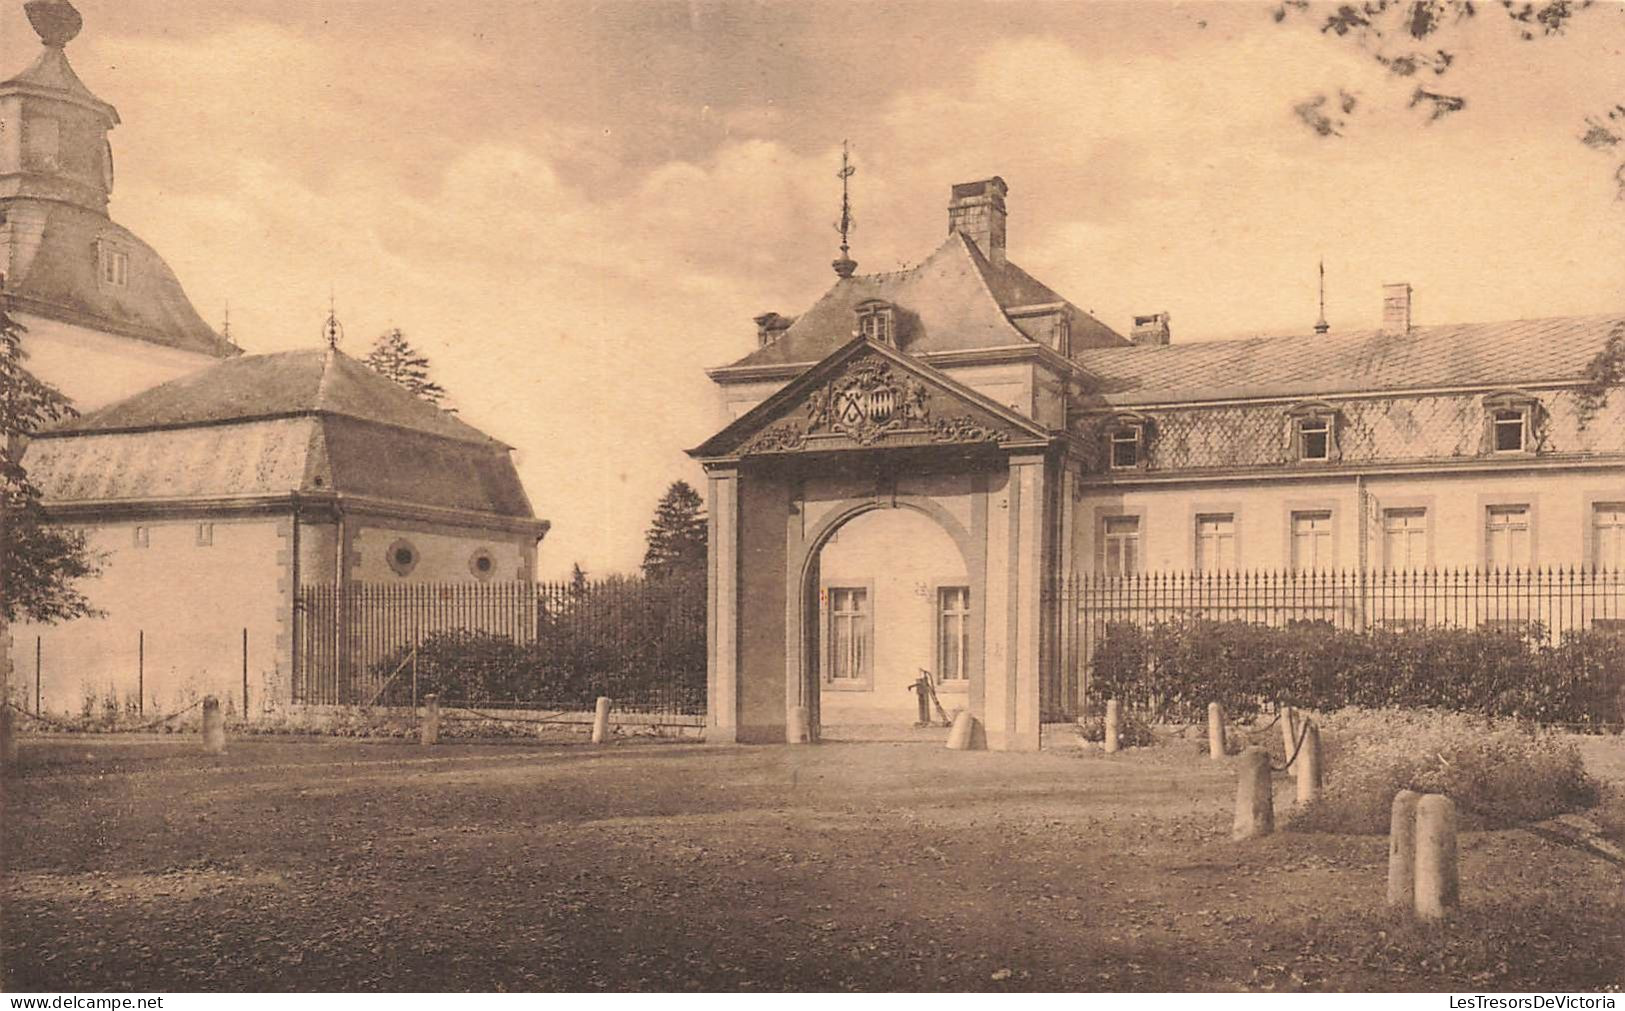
[[796, 499, 978, 740]]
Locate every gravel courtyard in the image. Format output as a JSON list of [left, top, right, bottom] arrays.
[[2, 731, 1621, 992]]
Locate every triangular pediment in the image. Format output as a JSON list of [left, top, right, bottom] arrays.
[[691, 337, 1052, 460]]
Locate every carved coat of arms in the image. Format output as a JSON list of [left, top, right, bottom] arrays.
[[806, 358, 929, 445]]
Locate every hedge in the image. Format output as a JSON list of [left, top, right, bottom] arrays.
[[1089, 619, 1625, 728]]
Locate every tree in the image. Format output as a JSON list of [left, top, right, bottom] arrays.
[[0, 284, 101, 624], [363, 328, 449, 407], [641, 480, 707, 582], [1275, 1, 1624, 197]]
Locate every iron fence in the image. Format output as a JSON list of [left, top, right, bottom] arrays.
[[295, 575, 706, 714], [1052, 567, 1625, 720]]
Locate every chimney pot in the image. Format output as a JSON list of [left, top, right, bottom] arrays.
[[947, 177, 1008, 266], [1130, 312, 1171, 346], [1382, 283, 1412, 336]]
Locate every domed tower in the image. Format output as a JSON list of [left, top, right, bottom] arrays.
[[1, 0, 237, 410]]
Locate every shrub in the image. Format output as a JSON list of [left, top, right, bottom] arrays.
[[1286, 707, 1600, 834], [1091, 619, 1625, 728], [1075, 710, 1157, 748]]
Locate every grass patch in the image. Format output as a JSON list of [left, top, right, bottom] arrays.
[[1287, 708, 1600, 834]]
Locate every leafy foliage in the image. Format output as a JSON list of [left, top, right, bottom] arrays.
[[1091, 618, 1625, 727], [1286, 707, 1599, 833], [1576, 319, 1625, 426], [368, 573, 706, 711], [0, 286, 101, 624], [363, 328, 449, 407], [641, 480, 706, 582], [1275, 0, 1624, 197]]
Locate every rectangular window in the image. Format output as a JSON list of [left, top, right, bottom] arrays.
[[825, 587, 871, 686], [1291, 511, 1334, 571], [1102, 516, 1139, 576], [1594, 503, 1625, 570], [133, 526, 150, 548], [1492, 409, 1526, 452], [196, 522, 214, 547], [100, 246, 128, 287], [1486, 505, 1531, 570], [1109, 426, 1141, 469], [1382, 508, 1428, 571], [937, 586, 971, 683], [1297, 418, 1330, 461], [1195, 514, 1236, 572]]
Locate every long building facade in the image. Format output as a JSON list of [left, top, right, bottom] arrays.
[[692, 176, 1625, 750]]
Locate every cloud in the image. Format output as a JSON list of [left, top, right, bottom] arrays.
[[29, 1, 1625, 578]]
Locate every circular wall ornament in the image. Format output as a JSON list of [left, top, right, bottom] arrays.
[[469, 548, 496, 581], [387, 538, 419, 577]]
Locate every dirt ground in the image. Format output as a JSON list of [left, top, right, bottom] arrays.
[[1, 729, 1622, 992]]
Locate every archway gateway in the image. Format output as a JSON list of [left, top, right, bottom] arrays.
[[691, 337, 1062, 751], [802, 498, 975, 737]]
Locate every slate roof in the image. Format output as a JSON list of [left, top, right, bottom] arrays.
[[46, 348, 498, 446], [25, 349, 537, 519], [721, 232, 1126, 370], [1075, 314, 1625, 407], [1, 199, 237, 358]]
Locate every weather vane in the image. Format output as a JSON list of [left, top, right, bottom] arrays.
[[323, 289, 344, 350], [832, 140, 857, 278], [1315, 258, 1330, 335]]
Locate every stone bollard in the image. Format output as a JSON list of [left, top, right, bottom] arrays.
[[201, 696, 226, 755], [1280, 704, 1298, 757], [1295, 721, 1323, 806], [0, 704, 17, 769], [1103, 699, 1121, 754], [1208, 702, 1226, 759], [945, 710, 985, 751], [1232, 747, 1274, 840], [421, 693, 440, 746], [786, 705, 811, 744], [1387, 789, 1422, 907], [591, 696, 612, 744], [1414, 793, 1460, 922]]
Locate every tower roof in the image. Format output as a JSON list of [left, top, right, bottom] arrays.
[[24, 349, 539, 521], [44, 347, 500, 445]]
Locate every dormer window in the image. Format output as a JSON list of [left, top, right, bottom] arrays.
[[1285, 401, 1340, 463], [98, 242, 128, 288], [854, 300, 896, 346], [1483, 391, 1538, 455], [1106, 413, 1149, 470]]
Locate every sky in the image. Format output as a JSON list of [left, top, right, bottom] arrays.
[[4, 0, 1623, 579]]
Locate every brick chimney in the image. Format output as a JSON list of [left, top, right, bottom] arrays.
[[948, 177, 1008, 266], [1130, 312, 1171, 346], [1381, 283, 1412, 336]]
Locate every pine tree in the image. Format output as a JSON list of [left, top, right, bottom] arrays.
[[0, 283, 101, 624], [363, 328, 449, 407], [641, 480, 707, 581]]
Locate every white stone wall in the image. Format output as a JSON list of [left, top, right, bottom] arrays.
[[17, 311, 222, 411], [1075, 467, 1625, 573], [817, 507, 969, 724], [8, 517, 284, 717]]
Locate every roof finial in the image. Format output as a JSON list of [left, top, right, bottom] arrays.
[[831, 140, 857, 278], [24, 0, 83, 48], [1314, 258, 1330, 335], [221, 300, 236, 347], [323, 289, 344, 350]]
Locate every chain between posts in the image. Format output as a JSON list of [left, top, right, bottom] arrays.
[[5, 697, 205, 732], [443, 703, 578, 725], [1272, 717, 1313, 773]]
